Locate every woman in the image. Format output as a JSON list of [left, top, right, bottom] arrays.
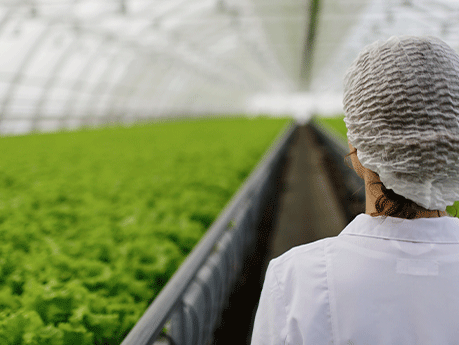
[[251, 36, 459, 344]]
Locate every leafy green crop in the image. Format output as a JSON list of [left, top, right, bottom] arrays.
[[0, 116, 290, 345], [314, 114, 459, 217], [313, 115, 347, 140]]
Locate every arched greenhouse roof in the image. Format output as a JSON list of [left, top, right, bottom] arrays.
[[0, 0, 459, 134]]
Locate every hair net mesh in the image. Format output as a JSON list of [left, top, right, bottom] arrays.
[[343, 36, 459, 210]]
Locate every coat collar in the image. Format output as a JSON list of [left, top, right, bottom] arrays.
[[340, 213, 459, 243]]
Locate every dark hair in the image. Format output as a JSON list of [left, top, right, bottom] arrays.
[[345, 148, 442, 219], [369, 181, 441, 219]]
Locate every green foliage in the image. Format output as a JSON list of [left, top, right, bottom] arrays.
[[0, 116, 290, 344], [446, 202, 459, 217], [313, 115, 347, 141]]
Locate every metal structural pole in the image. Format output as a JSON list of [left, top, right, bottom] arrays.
[[300, 0, 321, 90]]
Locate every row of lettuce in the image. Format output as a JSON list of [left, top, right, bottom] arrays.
[[0, 117, 290, 345], [314, 115, 459, 216]]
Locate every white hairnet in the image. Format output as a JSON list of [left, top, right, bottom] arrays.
[[343, 36, 459, 210]]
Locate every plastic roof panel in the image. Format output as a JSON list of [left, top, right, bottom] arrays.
[[0, 0, 304, 133], [4, 0, 459, 133], [310, 0, 459, 95], [41, 87, 72, 117]]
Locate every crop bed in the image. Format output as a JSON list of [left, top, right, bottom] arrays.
[[0, 116, 290, 345], [314, 115, 459, 216], [314, 115, 347, 141]]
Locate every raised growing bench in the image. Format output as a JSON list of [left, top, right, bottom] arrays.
[[121, 121, 297, 345]]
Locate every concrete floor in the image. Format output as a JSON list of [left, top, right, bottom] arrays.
[[267, 125, 347, 261]]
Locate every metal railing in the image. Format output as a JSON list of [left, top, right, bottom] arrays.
[[121, 120, 297, 345]]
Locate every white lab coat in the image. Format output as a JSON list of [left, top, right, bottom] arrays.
[[251, 214, 459, 345]]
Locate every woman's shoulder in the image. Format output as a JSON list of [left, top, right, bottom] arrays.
[[267, 237, 335, 285], [272, 237, 331, 263], [253, 239, 336, 344], [268, 214, 368, 270]]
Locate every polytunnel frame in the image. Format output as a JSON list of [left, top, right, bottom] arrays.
[[0, 0, 289, 132], [121, 121, 297, 345], [0, 10, 57, 121], [0, 4, 122, 127], [33, 27, 84, 127], [62, 35, 122, 126]]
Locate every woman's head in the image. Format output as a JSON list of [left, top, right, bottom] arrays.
[[343, 36, 459, 211]]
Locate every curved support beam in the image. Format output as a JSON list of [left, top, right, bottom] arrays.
[[104, 55, 148, 121], [0, 23, 55, 121], [61, 36, 117, 124], [33, 32, 81, 127], [0, 6, 20, 129], [125, 58, 190, 119], [126, 61, 169, 117], [83, 44, 131, 120], [0, 0, 289, 129], [158, 71, 194, 115], [80, 0, 162, 120], [0, 7, 17, 35], [121, 58, 173, 118]]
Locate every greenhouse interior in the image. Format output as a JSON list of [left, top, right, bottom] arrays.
[[1, 0, 459, 344]]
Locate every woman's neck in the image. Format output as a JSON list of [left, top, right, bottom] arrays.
[[348, 143, 447, 219], [363, 170, 447, 219]]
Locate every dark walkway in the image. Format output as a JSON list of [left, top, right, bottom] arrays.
[[267, 125, 347, 261], [213, 125, 348, 345]]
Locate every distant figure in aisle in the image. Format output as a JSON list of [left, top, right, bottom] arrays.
[[251, 36, 459, 344]]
